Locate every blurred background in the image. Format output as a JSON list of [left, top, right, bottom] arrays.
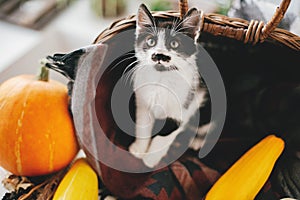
[[0, 0, 299, 198], [0, 0, 299, 84], [0, 0, 228, 83]]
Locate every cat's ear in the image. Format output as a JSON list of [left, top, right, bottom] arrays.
[[181, 8, 203, 42], [136, 4, 155, 35]]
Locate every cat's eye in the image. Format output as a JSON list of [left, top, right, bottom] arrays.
[[170, 40, 179, 49], [146, 38, 156, 47]]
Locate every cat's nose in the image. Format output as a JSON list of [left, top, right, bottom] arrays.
[[151, 53, 171, 62]]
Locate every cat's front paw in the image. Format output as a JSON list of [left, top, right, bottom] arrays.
[[142, 135, 171, 168], [143, 152, 162, 168], [129, 142, 147, 159]]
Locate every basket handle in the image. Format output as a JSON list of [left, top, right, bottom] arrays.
[[180, 0, 291, 43], [179, 0, 188, 18], [260, 0, 291, 41]]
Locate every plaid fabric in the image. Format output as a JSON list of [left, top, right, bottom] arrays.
[[97, 154, 220, 200], [93, 135, 299, 200]]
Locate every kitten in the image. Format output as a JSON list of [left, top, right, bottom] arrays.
[[129, 4, 207, 168]]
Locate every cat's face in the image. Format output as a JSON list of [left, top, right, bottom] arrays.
[[135, 4, 202, 72]]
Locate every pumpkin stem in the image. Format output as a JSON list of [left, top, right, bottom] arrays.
[[38, 66, 49, 82]]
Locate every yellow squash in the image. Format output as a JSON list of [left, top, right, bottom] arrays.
[[206, 134, 285, 200], [53, 158, 98, 200]]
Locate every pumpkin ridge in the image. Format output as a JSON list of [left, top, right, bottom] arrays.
[[47, 129, 55, 172], [14, 83, 32, 175]]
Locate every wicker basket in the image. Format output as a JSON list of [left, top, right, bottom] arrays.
[[94, 0, 299, 50], [82, 0, 300, 199]]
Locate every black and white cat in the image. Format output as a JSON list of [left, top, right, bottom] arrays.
[[129, 4, 208, 168]]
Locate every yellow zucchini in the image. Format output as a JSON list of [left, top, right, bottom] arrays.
[[206, 135, 285, 200], [53, 158, 98, 200]]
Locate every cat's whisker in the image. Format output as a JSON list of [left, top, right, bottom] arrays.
[[109, 56, 136, 73], [124, 63, 148, 85], [171, 18, 176, 30], [145, 28, 156, 36], [125, 67, 138, 85], [139, 24, 153, 33], [124, 67, 138, 85], [174, 14, 199, 34], [174, 15, 192, 31], [109, 54, 136, 72], [122, 60, 139, 77], [175, 26, 190, 33], [121, 61, 142, 84], [108, 51, 135, 65], [139, 22, 157, 35], [129, 65, 148, 85], [171, 17, 180, 35], [124, 59, 140, 72], [126, 63, 146, 78], [151, 25, 158, 35], [174, 25, 198, 35], [154, 22, 158, 35]]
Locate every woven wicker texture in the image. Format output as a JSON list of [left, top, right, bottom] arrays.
[[94, 0, 300, 51]]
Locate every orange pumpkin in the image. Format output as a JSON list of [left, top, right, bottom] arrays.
[[0, 67, 79, 176]]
